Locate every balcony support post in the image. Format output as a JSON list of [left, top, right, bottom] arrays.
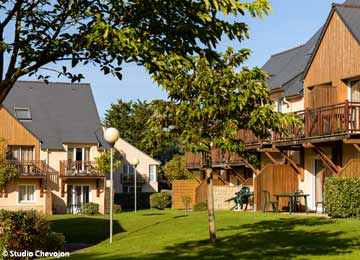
[[96, 179, 100, 197], [345, 99, 350, 132], [40, 179, 44, 198], [60, 179, 65, 197]]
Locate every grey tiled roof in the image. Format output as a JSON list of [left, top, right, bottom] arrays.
[[336, 5, 360, 44], [3, 81, 109, 150], [261, 27, 323, 97]]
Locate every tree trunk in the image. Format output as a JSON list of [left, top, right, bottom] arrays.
[[206, 167, 216, 243]]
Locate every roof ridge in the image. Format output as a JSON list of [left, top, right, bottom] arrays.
[[271, 44, 305, 57], [16, 80, 90, 86], [333, 3, 360, 9]]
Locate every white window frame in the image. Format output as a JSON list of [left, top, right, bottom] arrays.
[[67, 184, 92, 205], [18, 184, 36, 204], [8, 146, 35, 161], [149, 164, 157, 182]]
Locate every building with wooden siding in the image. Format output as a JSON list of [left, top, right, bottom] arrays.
[[185, 0, 360, 212]]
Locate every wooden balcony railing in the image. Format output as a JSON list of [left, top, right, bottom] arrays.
[[185, 101, 360, 168], [7, 160, 48, 177], [60, 160, 104, 177], [121, 174, 148, 184]]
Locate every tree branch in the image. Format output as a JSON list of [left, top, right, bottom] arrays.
[[0, 0, 24, 31]]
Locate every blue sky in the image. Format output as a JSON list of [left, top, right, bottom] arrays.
[[29, 0, 335, 117]]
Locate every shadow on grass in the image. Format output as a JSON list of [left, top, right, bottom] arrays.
[[142, 213, 167, 216], [50, 217, 125, 244], [68, 217, 356, 260]]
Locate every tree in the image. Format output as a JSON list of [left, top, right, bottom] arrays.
[[95, 151, 122, 175], [104, 99, 181, 163], [0, 0, 271, 104], [145, 49, 298, 243], [162, 155, 194, 184], [104, 100, 152, 152]]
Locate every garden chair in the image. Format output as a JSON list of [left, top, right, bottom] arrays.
[[263, 190, 279, 212], [227, 187, 251, 211], [315, 191, 325, 214]]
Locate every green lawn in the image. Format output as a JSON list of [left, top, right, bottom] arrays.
[[49, 210, 360, 260]]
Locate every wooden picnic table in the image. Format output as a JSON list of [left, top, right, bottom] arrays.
[[274, 193, 309, 214]]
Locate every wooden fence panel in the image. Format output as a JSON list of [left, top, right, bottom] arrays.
[[339, 159, 360, 178], [172, 180, 199, 209], [255, 164, 299, 211]]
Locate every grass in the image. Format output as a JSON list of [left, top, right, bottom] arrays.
[[49, 210, 360, 260]]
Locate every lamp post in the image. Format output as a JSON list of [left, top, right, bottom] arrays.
[[104, 127, 120, 244], [131, 158, 140, 212]]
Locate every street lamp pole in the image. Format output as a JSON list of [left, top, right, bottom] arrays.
[[131, 158, 140, 213], [104, 127, 120, 244]]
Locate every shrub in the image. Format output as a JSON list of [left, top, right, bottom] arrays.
[[325, 177, 360, 218], [150, 191, 172, 209], [81, 202, 99, 215], [114, 193, 153, 210], [193, 201, 208, 211], [0, 210, 65, 258], [113, 204, 122, 213]]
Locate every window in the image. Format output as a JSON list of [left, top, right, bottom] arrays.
[[275, 98, 283, 113], [7, 146, 34, 161], [149, 165, 157, 182], [67, 147, 90, 161], [14, 108, 32, 120], [19, 185, 35, 203]]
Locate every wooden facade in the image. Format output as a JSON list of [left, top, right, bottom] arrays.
[[304, 12, 360, 108], [172, 180, 198, 209], [0, 107, 40, 160], [339, 159, 360, 178], [254, 164, 299, 211]]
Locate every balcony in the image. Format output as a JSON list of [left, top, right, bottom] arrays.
[[121, 174, 148, 184], [272, 101, 360, 145], [7, 160, 49, 178], [185, 101, 360, 168], [60, 160, 104, 178]]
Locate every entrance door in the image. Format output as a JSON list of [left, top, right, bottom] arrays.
[[67, 185, 90, 214], [312, 159, 331, 211]]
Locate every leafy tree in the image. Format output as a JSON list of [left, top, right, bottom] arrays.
[[95, 151, 122, 174], [104, 99, 181, 163], [145, 49, 297, 242], [0, 0, 270, 104], [162, 155, 194, 184], [0, 139, 17, 187]]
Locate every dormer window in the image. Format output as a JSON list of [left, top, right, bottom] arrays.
[[14, 108, 32, 120]]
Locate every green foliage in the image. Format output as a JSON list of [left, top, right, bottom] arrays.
[[104, 99, 181, 164], [162, 155, 193, 184], [145, 49, 299, 159], [193, 201, 208, 211], [0, 0, 271, 105], [150, 192, 172, 210], [0, 210, 65, 258], [0, 140, 17, 187], [95, 151, 121, 174], [325, 177, 360, 218], [114, 204, 122, 214], [81, 202, 100, 215]]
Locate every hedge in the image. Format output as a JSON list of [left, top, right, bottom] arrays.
[[81, 202, 99, 215], [114, 193, 154, 210], [325, 177, 360, 218]]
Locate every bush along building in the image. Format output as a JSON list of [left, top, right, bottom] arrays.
[[184, 0, 360, 212]]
